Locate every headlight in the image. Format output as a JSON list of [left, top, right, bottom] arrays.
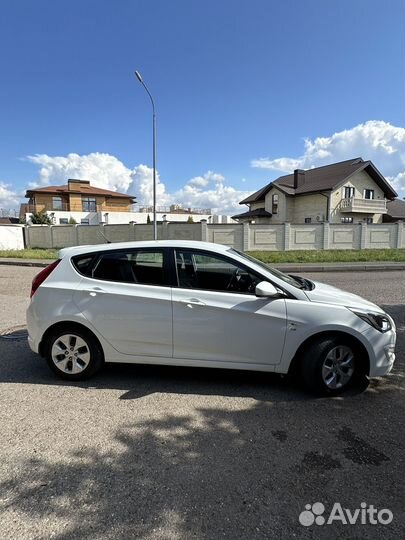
[[350, 309, 392, 333]]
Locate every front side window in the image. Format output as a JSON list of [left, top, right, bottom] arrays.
[[91, 249, 167, 286], [272, 194, 279, 214], [175, 249, 261, 294], [82, 197, 97, 212], [52, 196, 63, 210], [364, 189, 374, 200]]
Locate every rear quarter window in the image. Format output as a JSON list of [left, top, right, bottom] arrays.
[[71, 254, 96, 277]]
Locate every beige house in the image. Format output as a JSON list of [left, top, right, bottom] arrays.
[[234, 158, 397, 225]]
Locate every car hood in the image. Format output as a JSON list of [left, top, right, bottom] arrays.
[[304, 280, 384, 312]]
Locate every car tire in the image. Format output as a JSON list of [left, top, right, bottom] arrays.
[[44, 326, 104, 381], [300, 336, 359, 396]]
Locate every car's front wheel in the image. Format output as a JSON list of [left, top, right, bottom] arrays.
[[44, 327, 104, 380], [300, 336, 359, 395]]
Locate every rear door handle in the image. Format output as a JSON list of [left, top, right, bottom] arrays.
[[85, 287, 107, 297]]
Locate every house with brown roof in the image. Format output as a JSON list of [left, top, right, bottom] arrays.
[[21, 179, 136, 225], [233, 158, 397, 225]]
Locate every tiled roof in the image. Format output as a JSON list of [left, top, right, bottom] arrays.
[[386, 199, 405, 219], [232, 208, 272, 220], [25, 181, 135, 201], [240, 158, 397, 204]]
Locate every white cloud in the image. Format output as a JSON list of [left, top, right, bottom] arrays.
[[27, 152, 134, 193], [251, 120, 405, 196], [0, 182, 20, 211], [26, 153, 249, 214]]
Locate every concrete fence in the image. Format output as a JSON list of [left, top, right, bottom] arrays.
[[22, 221, 405, 251]]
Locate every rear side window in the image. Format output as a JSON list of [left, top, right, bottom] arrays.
[[71, 254, 95, 277], [77, 249, 168, 286]]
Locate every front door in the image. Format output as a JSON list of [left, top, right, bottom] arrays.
[[171, 249, 287, 366]]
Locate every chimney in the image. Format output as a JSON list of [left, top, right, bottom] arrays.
[[68, 179, 90, 191], [293, 169, 305, 188]]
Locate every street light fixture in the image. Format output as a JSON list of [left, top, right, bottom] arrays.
[[134, 70, 157, 240]]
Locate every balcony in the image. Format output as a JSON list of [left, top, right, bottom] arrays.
[[340, 198, 387, 214], [20, 202, 70, 214]]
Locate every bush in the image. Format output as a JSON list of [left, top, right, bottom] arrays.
[[30, 211, 52, 225]]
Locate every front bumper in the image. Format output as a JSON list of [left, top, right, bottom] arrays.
[[363, 319, 396, 378]]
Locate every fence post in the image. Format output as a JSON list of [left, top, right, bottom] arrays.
[[200, 220, 208, 241], [242, 222, 250, 251], [323, 222, 330, 250], [162, 221, 169, 240], [284, 222, 291, 251], [396, 221, 403, 248], [360, 222, 367, 249]]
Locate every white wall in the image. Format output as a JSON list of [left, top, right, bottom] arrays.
[[0, 225, 25, 250], [26, 210, 235, 225]]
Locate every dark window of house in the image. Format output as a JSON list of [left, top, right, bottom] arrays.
[[366, 217, 373, 224], [341, 217, 353, 223], [272, 194, 279, 214], [175, 250, 261, 294], [344, 186, 355, 199], [364, 189, 374, 200], [82, 197, 97, 212], [80, 219, 90, 225], [59, 218, 68, 224], [52, 196, 63, 210], [304, 217, 312, 223], [91, 250, 166, 286]]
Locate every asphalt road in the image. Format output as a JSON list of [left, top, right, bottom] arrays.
[[0, 267, 404, 539]]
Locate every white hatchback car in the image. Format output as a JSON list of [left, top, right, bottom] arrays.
[[27, 240, 396, 395]]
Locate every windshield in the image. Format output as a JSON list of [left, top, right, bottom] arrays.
[[229, 248, 303, 288]]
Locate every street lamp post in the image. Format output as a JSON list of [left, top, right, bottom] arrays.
[[134, 70, 157, 240]]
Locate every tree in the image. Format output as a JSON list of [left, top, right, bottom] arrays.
[[146, 214, 151, 224], [68, 217, 77, 224], [187, 215, 194, 223], [30, 211, 52, 225]]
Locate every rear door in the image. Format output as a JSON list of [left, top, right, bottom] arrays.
[[72, 248, 173, 357], [171, 248, 287, 366]]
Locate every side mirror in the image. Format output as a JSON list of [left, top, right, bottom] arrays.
[[255, 281, 279, 298]]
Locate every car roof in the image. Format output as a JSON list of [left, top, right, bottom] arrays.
[[58, 240, 233, 258]]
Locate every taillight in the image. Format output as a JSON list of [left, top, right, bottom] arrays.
[[30, 259, 61, 298]]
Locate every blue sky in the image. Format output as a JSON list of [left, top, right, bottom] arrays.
[[0, 0, 404, 213]]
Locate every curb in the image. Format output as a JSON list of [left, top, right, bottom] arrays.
[[0, 259, 54, 268], [0, 258, 404, 272], [272, 263, 405, 273]]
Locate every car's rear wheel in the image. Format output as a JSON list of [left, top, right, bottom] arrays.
[[45, 327, 103, 380], [300, 336, 358, 395]]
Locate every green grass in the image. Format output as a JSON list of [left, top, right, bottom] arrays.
[[0, 247, 404, 264], [0, 248, 58, 260], [247, 249, 405, 264]]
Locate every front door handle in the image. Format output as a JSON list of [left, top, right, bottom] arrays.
[[182, 298, 206, 307]]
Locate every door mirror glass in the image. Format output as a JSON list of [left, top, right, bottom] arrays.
[[255, 281, 279, 298]]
